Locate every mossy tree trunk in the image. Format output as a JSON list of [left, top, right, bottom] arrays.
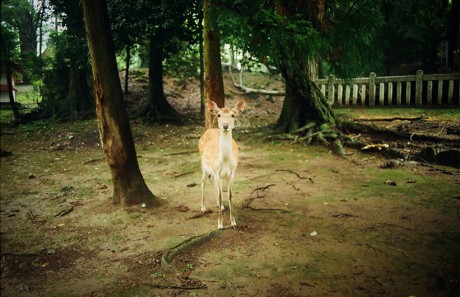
[[275, 60, 337, 133], [81, 0, 157, 206], [275, 47, 343, 155], [139, 34, 180, 122], [274, 0, 343, 155], [203, 0, 225, 129]]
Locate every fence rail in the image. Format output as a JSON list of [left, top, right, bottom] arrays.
[[315, 70, 460, 107]]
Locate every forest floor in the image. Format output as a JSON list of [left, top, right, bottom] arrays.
[[1, 71, 459, 297]]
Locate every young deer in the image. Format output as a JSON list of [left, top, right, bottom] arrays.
[[198, 100, 245, 230]]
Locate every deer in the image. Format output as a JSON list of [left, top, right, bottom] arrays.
[[198, 100, 245, 230]]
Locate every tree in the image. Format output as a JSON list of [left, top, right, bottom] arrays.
[[219, 0, 385, 153], [204, 0, 225, 129], [380, 0, 451, 73], [40, 0, 94, 120], [81, 0, 157, 206], [107, 0, 145, 94], [0, 25, 21, 120], [1, 0, 37, 83], [137, 0, 200, 122]]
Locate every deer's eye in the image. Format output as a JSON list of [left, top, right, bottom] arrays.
[[217, 114, 221, 117], [231, 114, 235, 118]]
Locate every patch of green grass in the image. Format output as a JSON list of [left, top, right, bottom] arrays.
[[16, 90, 41, 106], [343, 166, 458, 213]]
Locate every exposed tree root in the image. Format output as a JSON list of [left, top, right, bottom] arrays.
[[138, 101, 182, 123], [267, 121, 346, 156], [161, 230, 220, 273]]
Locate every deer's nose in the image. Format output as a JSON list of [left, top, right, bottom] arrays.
[[223, 123, 229, 130]]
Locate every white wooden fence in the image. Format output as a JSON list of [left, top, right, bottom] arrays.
[[315, 70, 460, 107]]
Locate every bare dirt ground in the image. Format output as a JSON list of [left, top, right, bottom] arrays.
[[1, 72, 459, 297]]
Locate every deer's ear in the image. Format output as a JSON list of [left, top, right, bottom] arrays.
[[233, 101, 245, 115], [207, 100, 220, 115]]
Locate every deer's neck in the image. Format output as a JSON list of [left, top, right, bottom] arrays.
[[219, 130, 233, 160]]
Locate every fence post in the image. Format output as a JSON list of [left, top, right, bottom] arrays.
[[327, 74, 335, 105], [415, 70, 423, 106], [369, 72, 376, 106]]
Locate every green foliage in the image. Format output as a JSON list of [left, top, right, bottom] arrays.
[[163, 44, 200, 79], [107, 0, 146, 53], [220, 0, 385, 79], [379, 0, 451, 72], [324, 1, 385, 78]]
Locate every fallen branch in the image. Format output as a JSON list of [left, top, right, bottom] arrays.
[[276, 169, 314, 183], [241, 184, 275, 210], [229, 67, 285, 95], [343, 121, 460, 145], [354, 115, 424, 122], [249, 183, 276, 198]]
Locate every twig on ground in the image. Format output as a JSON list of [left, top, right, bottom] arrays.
[[249, 183, 276, 199], [276, 169, 314, 183]]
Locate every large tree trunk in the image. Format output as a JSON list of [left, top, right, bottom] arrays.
[[81, 0, 157, 207], [275, 60, 337, 133], [274, 0, 342, 154], [124, 45, 130, 94], [18, 10, 37, 84], [53, 66, 94, 120], [198, 7, 205, 118], [203, 0, 225, 129], [447, 0, 459, 71], [5, 62, 21, 121], [139, 35, 180, 122]]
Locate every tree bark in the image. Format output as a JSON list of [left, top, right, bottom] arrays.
[[274, 0, 342, 154], [203, 0, 225, 129], [198, 7, 205, 118], [5, 62, 21, 121], [124, 45, 130, 94], [81, 0, 157, 206], [139, 35, 180, 122], [17, 9, 37, 84]]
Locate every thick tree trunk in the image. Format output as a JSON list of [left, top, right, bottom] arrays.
[[274, 0, 343, 154], [124, 45, 130, 94], [199, 8, 205, 118], [18, 11, 37, 84], [276, 53, 337, 133], [69, 67, 94, 118], [447, 0, 459, 71], [5, 62, 21, 120], [203, 0, 225, 129], [139, 35, 180, 122], [81, 0, 157, 206], [275, 52, 343, 155]]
